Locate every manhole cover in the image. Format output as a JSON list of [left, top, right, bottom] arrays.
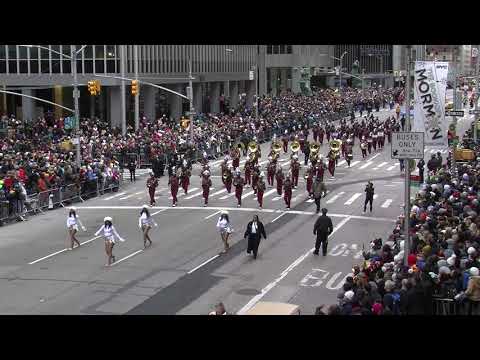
[[236, 288, 261, 296]]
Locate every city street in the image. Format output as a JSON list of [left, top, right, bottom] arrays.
[[0, 107, 449, 314]]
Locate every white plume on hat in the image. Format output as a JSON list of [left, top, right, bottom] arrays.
[[142, 204, 149, 209], [220, 210, 229, 215], [203, 170, 210, 176], [470, 267, 479, 276], [259, 172, 265, 177], [104, 216, 113, 222], [344, 290, 355, 301], [468, 247, 476, 255]]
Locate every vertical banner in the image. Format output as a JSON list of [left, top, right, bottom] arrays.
[[412, 61, 449, 147]]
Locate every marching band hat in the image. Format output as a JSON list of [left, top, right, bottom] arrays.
[[142, 204, 149, 209], [104, 216, 113, 222], [70, 207, 77, 211], [221, 210, 229, 215]]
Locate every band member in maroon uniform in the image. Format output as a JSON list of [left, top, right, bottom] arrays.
[[181, 164, 191, 195], [244, 158, 253, 187], [367, 134, 373, 154], [345, 140, 353, 167], [282, 130, 289, 153], [168, 167, 180, 207], [202, 170, 212, 207], [252, 165, 260, 195], [360, 138, 368, 159], [291, 155, 300, 188], [201, 151, 209, 167], [257, 172, 266, 209], [305, 165, 314, 198], [275, 166, 284, 196], [312, 124, 319, 143], [233, 169, 244, 207], [284, 174, 293, 210], [146, 172, 158, 206], [220, 157, 229, 185], [327, 150, 336, 177], [298, 132, 306, 153], [315, 156, 326, 182], [231, 146, 240, 169], [224, 165, 233, 193], [318, 126, 325, 145], [378, 128, 385, 149], [372, 131, 378, 151], [267, 157, 276, 187]]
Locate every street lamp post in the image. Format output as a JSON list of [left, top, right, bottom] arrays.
[[404, 45, 412, 266], [331, 51, 347, 92], [188, 58, 194, 144], [21, 45, 87, 169], [475, 45, 480, 144], [134, 45, 139, 131]]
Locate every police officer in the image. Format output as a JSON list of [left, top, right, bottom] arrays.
[[312, 176, 327, 213], [417, 158, 425, 184], [313, 208, 333, 256], [363, 181, 374, 213]]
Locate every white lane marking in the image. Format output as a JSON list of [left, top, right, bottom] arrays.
[[359, 162, 373, 170], [375, 162, 388, 169], [326, 191, 345, 204], [381, 199, 393, 208], [171, 187, 199, 199], [306, 198, 315, 203], [210, 189, 228, 198], [187, 255, 220, 274], [134, 191, 144, 195], [349, 161, 360, 167], [241, 190, 255, 199], [369, 153, 381, 161], [237, 216, 352, 315], [152, 209, 168, 216], [271, 212, 287, 222], [29, 236, 102, 265], [205, 210, 221, 220], [72, 206, 396, 222], [337, 160, 346, 166], [281, 162, 290, 167], [219, 192, 236, 200], [119, 194, 135, 200], [272, 196, 281, 201], [263, 188, 277, 198], [183, 191, 203, 200], [258, 160, 268, 166], [386, 165, 396, 171], [373, 194, 378, 200], [111, 249, 144, 266], [344, 193, 362, 205], [105, 192, 126, 200]]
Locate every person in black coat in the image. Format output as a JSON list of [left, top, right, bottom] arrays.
[[363, 181, 374, 213], [313, 208, 333, 256], [243, 215, 267, 259]]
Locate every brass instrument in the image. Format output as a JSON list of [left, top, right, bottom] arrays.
[[248, 152, 256, 162], [248, 141, 258, 153], [290, 140, 300, 153], [234, 142, 245, 152], [272, 141, 282, 160], [329, 140, 342, 158], [304, 169, 310, 180]]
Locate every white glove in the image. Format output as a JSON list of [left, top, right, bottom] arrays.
[[81, 226, 87, 232], [119, 237, 126, 242]]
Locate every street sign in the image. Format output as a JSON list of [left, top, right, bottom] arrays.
[[391, 132, 425, 159], [469, 109, 480, 115], [185, 111, 196, 116], [445, 110, 464, 117]]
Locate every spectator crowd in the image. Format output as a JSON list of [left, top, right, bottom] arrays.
[[0, 86, 403, 222]]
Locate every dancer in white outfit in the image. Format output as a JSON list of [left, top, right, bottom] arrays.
[[216, 210, 233, 253], [95, 216, 125, 266], [139, 205, 158, 248], [66, 207, 86, 250]]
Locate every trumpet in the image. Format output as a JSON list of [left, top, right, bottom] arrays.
[[290, 140, 300, 153]]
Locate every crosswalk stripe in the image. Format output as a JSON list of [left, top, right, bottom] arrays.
[[219, 192, 235, 200], [183, 191, 203, 200], [337, 160, 346, 166], [105, 192, 126, 200], [241, 190, 255, 199], [326, 191, 345, 204], [344, 193, 362, 205], [170, 187, 199, 199], [373, 194, 378, 200], [359, 162, 373, 170], [386, 165, 396, 171], [306, 198, 315, 203], [263, 188, 277, 198], [281, 162, 290, 167], [119, 194, 135, 200], [209, 189, 228, 198], [376, 162, 388, 168], [349, 161, 360, 167], [381, 199, 393, 208], [272, 196, 282, 201]]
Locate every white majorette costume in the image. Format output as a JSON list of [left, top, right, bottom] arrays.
[[138, 205, 158, 248], [95, 216, 125, 266], [216, 210, 232, 253], [66, 207, 86, 250]]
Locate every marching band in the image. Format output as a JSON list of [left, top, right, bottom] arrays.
[[159, 113, 396, 210]]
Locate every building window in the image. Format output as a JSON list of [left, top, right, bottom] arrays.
[[286, 45, 292, 54], [0, 45, 5, 59], [279, 45, 285, 54], [273, 45, 279, 54], [267, 45, 272, 54], [41, 60, 49, 73], [0, 61, 6, 73], [8, 60, 17, 73]]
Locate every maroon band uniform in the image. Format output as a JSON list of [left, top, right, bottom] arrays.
[[147, 176, 158, 206], [284, 177, 293, 209], [233, 175, 244, 207], [275, 169, 284, 196], [169, 174, 179, 207]]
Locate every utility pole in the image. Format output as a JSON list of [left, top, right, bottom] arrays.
[[71, 45, 81, 169], [404, 45, 412, 266], [475, 45, 480, 144], [134, 45, 139, 131], [188, 58, 194, 144], [120, 45, 126, 135], [452, 47, 458, 168], [362, 68, 365, 91]]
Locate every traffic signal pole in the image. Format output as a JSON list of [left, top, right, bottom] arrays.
[[188, 58, 194, 145], [134, 45, 139, 131], [404, 45, 412, 267], [71, 45, 81, 169], [475, 45, 480, 144]]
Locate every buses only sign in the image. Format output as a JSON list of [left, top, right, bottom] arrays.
[[391, 132, 424, 159]]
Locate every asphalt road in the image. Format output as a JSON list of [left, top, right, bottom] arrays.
[[0, 107, 433, 314]]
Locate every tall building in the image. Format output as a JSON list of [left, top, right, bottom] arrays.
[[0, 45, 257, 128]]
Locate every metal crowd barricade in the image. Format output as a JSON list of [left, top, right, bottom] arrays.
[[431, 297, 461, 315]]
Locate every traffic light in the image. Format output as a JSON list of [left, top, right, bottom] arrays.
[[131, 80, 139, 96], [87, 80, 97, 96], [94, 80, 101, 95]]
